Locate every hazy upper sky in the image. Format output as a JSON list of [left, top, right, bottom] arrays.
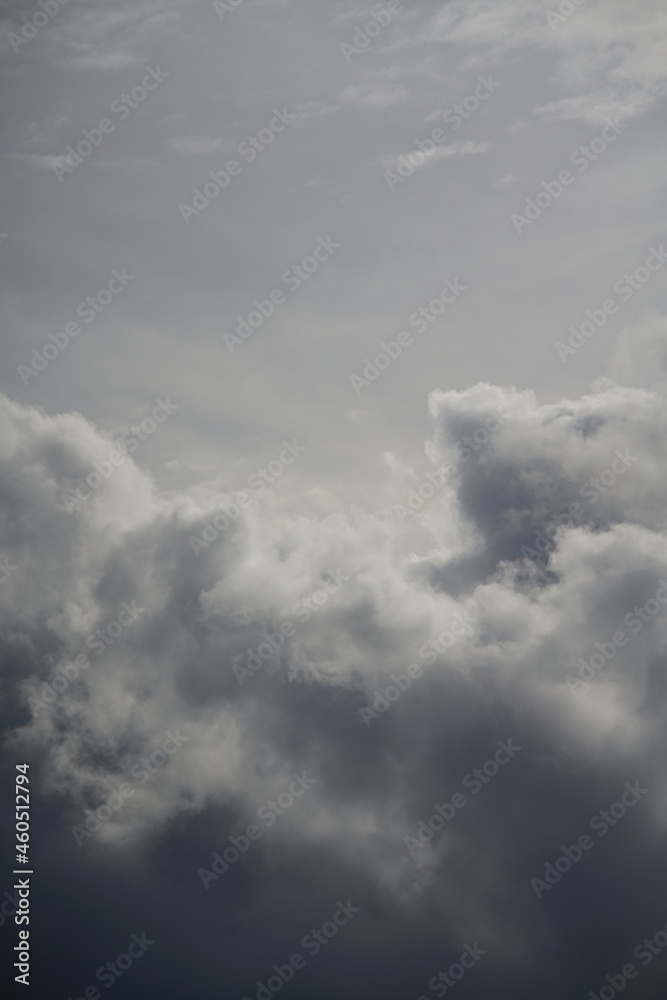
[[3, 0, 667, 504], [2, 2, 667, 998]]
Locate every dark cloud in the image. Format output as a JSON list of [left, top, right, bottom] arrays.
[[0, 354, 666, 996]]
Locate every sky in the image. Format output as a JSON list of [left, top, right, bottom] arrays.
[[1, 0, 667, 997]]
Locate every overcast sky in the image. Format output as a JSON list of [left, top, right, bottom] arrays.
[[1, 1, 667, 997]]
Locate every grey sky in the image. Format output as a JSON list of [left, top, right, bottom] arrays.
[[1, 2, 667, 998]]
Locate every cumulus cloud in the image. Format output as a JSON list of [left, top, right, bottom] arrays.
[[2, 325, 667, 997]]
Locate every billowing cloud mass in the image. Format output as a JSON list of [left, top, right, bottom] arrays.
[[2, 323, 667, 997]]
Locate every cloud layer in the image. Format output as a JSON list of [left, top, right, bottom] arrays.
[[2, 329, 667, 994]]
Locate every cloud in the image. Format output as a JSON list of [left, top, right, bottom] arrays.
[[493, 172, 517, 187], [45, 0, 191, 71], [425, 0, 667, 122], [339, 82, 409, 110], [1, 325, 666, 967], [5, 152, 60, 172], [381, 138, 490, 174]]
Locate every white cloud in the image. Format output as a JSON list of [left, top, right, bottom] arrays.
[[339, 82, 409, 110], [381, 138, 490, 173], [425, 0, 667, 122]]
